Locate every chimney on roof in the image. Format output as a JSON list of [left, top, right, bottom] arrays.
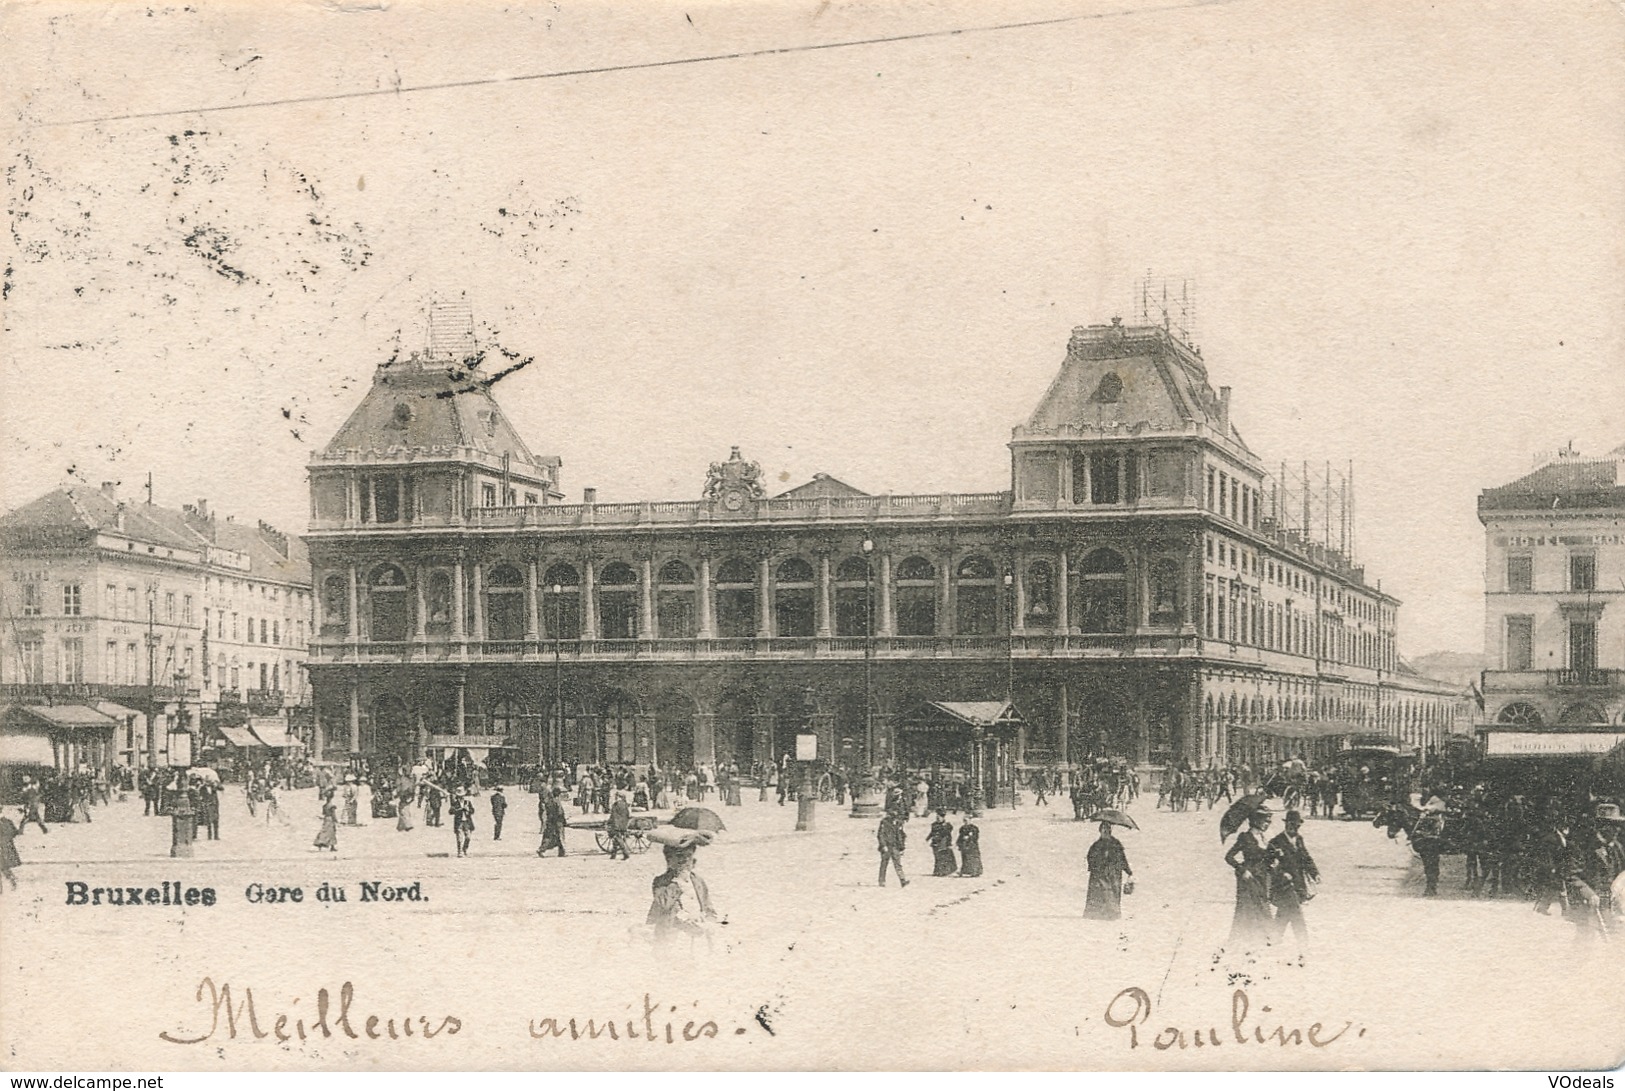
[[583, 487, 598, 505], [1217, 386, 1232, 435], [196, 499, 210, 520], [100, 480, 118, 500], [258, 520, 290, 557], [114, 502, 126, 531]]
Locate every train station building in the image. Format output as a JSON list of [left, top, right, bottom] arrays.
[[303, 317, 1460, 785]]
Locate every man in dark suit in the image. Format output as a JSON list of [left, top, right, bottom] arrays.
[[1269, 809, 1320, 946], [489, 785, 507, 841], [606, 791, 632, 860], [877, 812, 909, 888]]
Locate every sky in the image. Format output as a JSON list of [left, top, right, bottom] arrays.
[[3, 0, 1622, 659]]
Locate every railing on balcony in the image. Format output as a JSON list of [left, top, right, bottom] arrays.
[[1554, 668, 1620, 688], [312, 491, 1014, 533], [308, 630, 1199, 663], [245, 689, 286, 714], [1482, 668, 1622, 692], [0, 681, 199, 704]]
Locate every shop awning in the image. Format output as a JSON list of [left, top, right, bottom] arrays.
[[20, 704, 116, 730], [1229, 719, 1366, 740], [902, 700, 1024, 734], [216, 723, 262, 749], [0, 731, 56, 766], [247, 718, 301, 749], [92, 700, 142, 721]]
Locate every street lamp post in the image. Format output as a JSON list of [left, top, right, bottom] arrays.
[[550, 583, 563, 773], [168, 670, 195, 858], [850, 538, 883, 818], [795, 686, 818, 832]]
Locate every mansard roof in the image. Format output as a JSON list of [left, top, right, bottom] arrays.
[[0, 486, 204, 552], [1478, 448, 1625, 514], [317, 351, 553, 475], [1017, 321, 1252, 455]]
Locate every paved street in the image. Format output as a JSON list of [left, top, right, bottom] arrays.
[[2, 786, 1621, 1070]]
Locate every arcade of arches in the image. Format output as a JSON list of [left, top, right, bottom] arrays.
[[312, 658, 1460, 772]]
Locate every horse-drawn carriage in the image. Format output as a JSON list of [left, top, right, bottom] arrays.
[[1333, 737, 1415, 818]]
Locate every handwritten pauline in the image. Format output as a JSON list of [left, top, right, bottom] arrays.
[[159, 978, 461, 1045], [1104, 986, 1366, 1051]]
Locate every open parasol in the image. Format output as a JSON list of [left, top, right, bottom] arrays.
[[188, 767, 220, 784], [1218, 791, 1269, 841], [646, 826, 715, 849], [670, 806, 726, 833], [1086, 808, 1139, 830]]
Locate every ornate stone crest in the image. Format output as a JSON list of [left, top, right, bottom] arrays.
[[704, 446, 765, 512]]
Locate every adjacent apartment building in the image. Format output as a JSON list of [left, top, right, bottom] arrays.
[[1477, 444, 1625, 758], [0, 482, 312, 774]]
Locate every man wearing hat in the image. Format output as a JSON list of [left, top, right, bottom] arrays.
[[1268, 810, 1319, 947], [1564, 803, 1625, 941], [606, 791, 633, 861], [1412, 797, 1447, 897]]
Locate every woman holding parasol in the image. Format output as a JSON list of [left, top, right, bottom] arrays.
[[1223, 800, 1276, 945], [646, 806, 725, 949], [1084, 809, 1136, 919]]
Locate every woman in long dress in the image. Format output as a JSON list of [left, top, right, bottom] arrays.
[[395, 785, 415, 831], [1224, 807, 1275, 944], [341, 780, 358, 826], [313, 790, 339, 852], [355, 779, 374, 826], [956, 817, 983, 878], [1084, 822, 1132, 919], [928, 811, 958, 876]]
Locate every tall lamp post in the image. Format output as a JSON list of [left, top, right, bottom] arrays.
[[849, 539, 885, 818], [795, 686, 818, 832], [550, 583, 563, 773], [168, 669, 195, 858]]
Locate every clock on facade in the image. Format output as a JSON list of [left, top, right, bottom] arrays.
[[722, 488, 747, 512]]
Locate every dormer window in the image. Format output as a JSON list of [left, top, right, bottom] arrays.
[[1093, 372, 1123, 403]]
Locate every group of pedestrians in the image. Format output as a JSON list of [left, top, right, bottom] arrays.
[[875, 796, 983, 888], [1225, 804, 1321, 949]]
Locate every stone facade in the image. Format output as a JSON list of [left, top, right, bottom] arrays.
[[304, 321, 1459, 778]]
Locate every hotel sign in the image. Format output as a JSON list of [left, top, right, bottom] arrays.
[[1483, 730, 1625, 758]]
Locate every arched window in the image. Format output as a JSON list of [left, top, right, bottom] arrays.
[[1557, 702, 1605, 725], [485, 564, 526, 641], [657, 559, 696, 639], [368, 564, 409, 642], [1024, 561, 1055, 628], [774, 557, 815, 637], [895, 556, 937, 637], [600, 692, 637, 764], [542, 563, 581, 640], [1073, 548, 1128, 634], [1149, 557, 1181, 624], [715, 557, 757, 639], [321, 574, 348, 633], [597, 562, 639, 641], [834, 557, 873, 637], [955, 555, 998, 635]]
